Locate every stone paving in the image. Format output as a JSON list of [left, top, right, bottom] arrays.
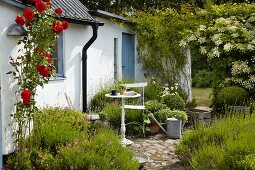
[[129, 134, 188, 170]]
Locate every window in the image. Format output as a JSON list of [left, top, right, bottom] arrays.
[[52, 33, 64, 77]]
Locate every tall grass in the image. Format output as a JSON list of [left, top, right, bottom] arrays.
[[177, 113, 255, 169]]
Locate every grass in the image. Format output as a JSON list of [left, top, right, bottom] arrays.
[[192, 88, 212, 107]]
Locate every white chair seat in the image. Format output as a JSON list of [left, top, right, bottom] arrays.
[[124, 105, 145, 110]]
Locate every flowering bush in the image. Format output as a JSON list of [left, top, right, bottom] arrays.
[[181, 14, 255, 91], [9, 0, 68, 147]]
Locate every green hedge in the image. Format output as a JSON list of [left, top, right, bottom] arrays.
[[177, 114, 255, 169], [215, 86, 249, 109]]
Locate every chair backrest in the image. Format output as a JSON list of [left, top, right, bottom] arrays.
[[122, 82, 148, 105]]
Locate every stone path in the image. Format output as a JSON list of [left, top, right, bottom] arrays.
[[129, 134, 188, 170]]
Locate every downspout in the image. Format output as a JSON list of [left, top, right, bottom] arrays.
[[82, 23, 99, 113]]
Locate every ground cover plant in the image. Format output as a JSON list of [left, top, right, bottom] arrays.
[[177, 112, 255, 169], [5, 108, 139, 170]]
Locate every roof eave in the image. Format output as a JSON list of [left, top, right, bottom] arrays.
[[90, 9, 130, 23]]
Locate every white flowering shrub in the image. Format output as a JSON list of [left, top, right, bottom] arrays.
[[182, 14, 255, 90]]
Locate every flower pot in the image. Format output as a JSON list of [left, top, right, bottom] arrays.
[[148, 122, 160, 134]]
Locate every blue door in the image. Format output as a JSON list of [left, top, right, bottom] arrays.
[[122, 33, 135, 80]]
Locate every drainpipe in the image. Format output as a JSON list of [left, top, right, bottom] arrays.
[[82, 23, 99, 113]]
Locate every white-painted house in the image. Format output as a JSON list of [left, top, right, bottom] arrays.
[[0, 0, 145, 157]]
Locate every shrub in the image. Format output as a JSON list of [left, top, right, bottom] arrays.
[[176, 88, 188, 102], [101, 103, 121, 127], [53, 128, 139, 170], [162, 94, 185, 110], [154, 108, 188, 124], [215, 86, 249, 108], [154, 108, 171, 123], [192, 70, 213, 88], [177, 114, 255, 169], [89, 87, 114, 112], [31, 108, 89, 152], [145, 100, 168, 114], [6, 108, 139, 169], [144, 78, 163, 101], [186, 98, 198, 108], [168, 110, 188, 125]]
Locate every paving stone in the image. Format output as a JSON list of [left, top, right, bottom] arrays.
[[130, 134, 188, 170]]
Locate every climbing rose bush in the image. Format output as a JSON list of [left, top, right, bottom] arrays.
[[9, 0, 68, 147]]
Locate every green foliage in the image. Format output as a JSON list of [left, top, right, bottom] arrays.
[[53, 128, 139, 170], [182, 3, 255, 109], [162, 94, 185, 110], [144, 77, 163, 101], [192, 70, 214, 88], [31, 108, 88, 152], [154, 108, 188, 124], [186, 98, 198, 108], [215, 86, 249, 108], [102, 103, 122, 127], [6, 108, 138, 169], [89, 80, 136, 112], [145, 100, 168, 114], [168, 110, 188, 125], [154, 108, 171, 123], [130, 8, 201, 83], [177, 114, 255, 169], [102, 103, 143, 135], [89, 86, 114, 112]]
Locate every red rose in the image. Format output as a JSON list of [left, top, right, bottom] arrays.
[[23, 8, 35, 21], [21, 89, 31, 105], [62, 20, 69, 30], [35, 1, 46, 13], [55, 7, 63, 15], [43, 0, 50, 2], [44, 52, 52, 63], [15, 16, 25, 26], [52, 21, 63, 33], [37, 65, 50, 77]]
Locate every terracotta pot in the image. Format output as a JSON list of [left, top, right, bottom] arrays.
[[148, 122, 160, 134]]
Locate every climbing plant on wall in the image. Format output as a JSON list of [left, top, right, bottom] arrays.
[[8, 0, 68, 148], [129, 7, 204, 84]]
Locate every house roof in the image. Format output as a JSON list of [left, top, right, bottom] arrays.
[[51, 0, 99, 24], [90, 9, 130, 23], [1, 0, 102, 25]]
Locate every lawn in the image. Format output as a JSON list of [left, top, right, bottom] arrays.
[[192, 88, 212, 107]]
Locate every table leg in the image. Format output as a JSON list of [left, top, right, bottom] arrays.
[[120, 98, 134, 146], [121, 98, 126, 141]]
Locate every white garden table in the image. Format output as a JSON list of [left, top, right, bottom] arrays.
[[105, 92, 141, 146]]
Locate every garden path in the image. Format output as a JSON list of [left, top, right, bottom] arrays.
[[129, 134, 188, 170]]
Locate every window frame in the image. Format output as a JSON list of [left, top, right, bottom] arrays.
[[52, 33, 64, 78]]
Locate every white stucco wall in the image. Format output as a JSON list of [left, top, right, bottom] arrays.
[[0, 2, 23, 155], [0, 2, 144, 154]]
